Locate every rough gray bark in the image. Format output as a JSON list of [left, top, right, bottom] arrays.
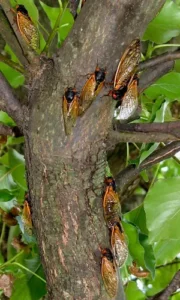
[[1, 0, 167, 299]]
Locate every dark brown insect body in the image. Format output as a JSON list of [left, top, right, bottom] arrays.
[[63, 87, 79, 135], [16, 5, 39, 50], [80, 66, 106, 113], [101, 248, 118, 298], [103, 177, 121, 228], [111, 223, 128, 267]]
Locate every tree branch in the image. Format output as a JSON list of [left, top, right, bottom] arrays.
[[138, 51, 180, 72], [139, 61, 174, 93], [107, 121, 180, 147], [0, 72, 23, 128], [115, 141, 180, 195], [151, 270, 180, 300], [0, 53, 24, 74]]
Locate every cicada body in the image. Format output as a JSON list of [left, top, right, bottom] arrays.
[[111, 223, 128, 267], [103, 177, 121, 228], [114, 39, 140, 91], [22, 200, 32, 236], [80, 66, 106, 113], [128, 262, 149, 278], [117, 77, 139, 123], [16, 5, 39, 51], [63, 87, 79, 135], [101, 248, 118, 299]]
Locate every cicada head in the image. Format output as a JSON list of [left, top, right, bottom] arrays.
[[105, 177, 116, 192], [16, 5, 29, 16], [100, 248, 118, 298], [111, 222, 128, 267], [64, 87, 77, 103], [95, 67, 106, 84]]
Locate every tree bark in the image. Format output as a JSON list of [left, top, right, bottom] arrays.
[[2, 0, 167, 299]]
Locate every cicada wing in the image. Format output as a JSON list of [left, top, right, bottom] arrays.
[[63, 97, 79, 135], [111, 225, 128, 267], [103, 189, 121, 228], [22, 201, 32, 235], [114, 39, 140, 90], [101, 257, 118, 298], [17, 13, 39, 50], [118, 79, 138, 123], [80, 76, 97, 112]]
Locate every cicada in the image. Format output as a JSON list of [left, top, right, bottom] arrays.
[[22, 200, 32, 236], [16, 5, 39, 51], [101, 248, 118, 299], [63, 87, 79, 135], [80, 66, 106, 113], [114, 39, 140, 91], [103, 177, 121, 228], [117, 76, 139, 123], [111, 222, 128, 267], [128, 262, 149, 278]]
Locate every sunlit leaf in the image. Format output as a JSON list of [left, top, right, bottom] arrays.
[[144, 178, 180, 243]]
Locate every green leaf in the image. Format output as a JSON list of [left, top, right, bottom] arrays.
[[146, 264, 180, 297], [10, 275, 31, 300], [139, 233, 156, 277], [7, 137, 25, 146], [0, 111, 15, 127], [8, 149, 27, 191], [0, 166, 17, 192], [0, 62, 24, 88], [122, 221, 145, 268], [125, 205, 148, 235], [0, 198, 17, 211], [154, 240, 180, 266], [125, 281, 146, 300], [139, 143, 159, 165], [40, 2, 74, 44], [143, 0, 180, 43], [145, 72, 180, 100], [144, 178, 180, 243]]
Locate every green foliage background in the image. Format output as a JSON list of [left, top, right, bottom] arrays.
[[0, 0, 180, 299]]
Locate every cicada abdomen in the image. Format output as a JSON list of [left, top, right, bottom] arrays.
[[103, 177, 121, 228], [80, 66, 106, 113], [63, 87, 79, 135], [114, 39, 140, 91], [111, 222, 128, 268], [16, 5, 39, 51], [101, 248, 118, 299]]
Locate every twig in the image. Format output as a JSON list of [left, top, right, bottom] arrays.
[[0, 124, 13, 136], [139, 61, 173, 93], [138, 51, 180, 71], [151, 270, 180, 300], [115, 141, 180, 194], [114, 121, 180, 135], [0, 53, 24, 74], [0, 72, 23, 129]]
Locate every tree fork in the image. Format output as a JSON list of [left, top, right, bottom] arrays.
[[20, 0, 166, 299]]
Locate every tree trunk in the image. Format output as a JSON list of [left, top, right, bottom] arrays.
[[22, 0, 166, 299]]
